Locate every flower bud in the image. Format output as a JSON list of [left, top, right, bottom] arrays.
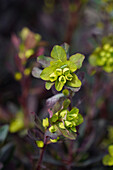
[[59, 75, 66, 84], [65, 74, 73, 81], [56, 68, 62, 76], [49, 72, 57, 82], [63, 68, 70, 75]]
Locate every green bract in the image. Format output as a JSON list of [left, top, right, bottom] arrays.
[[40, 45, 85, 91], [89, 43, 113, 73], [42, 118, 49, 129]]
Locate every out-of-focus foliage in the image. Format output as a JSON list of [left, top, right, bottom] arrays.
[[1, 0, 113, 169], [103, 145, 113, 166]]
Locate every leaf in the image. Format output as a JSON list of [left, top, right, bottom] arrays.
[[69, 107, 79, 117], [32, 67, 42, 78], [45, 130, 58, 139], [51, 45, 67, 62], [58, 128, 76, 140], [52, 98, 64, 114], [51, 114, 58, 123], [108, 145, 113, 157], [0, 143, 15, 164], [46, 93, 64, 107], [34, 115, 44, 132], [76, 114, 84, 126], [55, 80, 64, 91], [66, 60, 77, 72], [63, 99, 71, 109], [50, 60, 63, 68], [0, 125, 9, 143], [66, 86, 81, 92], [9, 113, 24, 133], [69, 53, 85, 69], [37, 55, 53, 68], [40, 66, 56, 81], [62, 43, 69, 56], [66, 73, 81, 88], [45, 82, 54, 90]]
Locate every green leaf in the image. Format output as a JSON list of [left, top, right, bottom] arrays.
[[40, 66, 56, 81], [51, 45, 67, 62], [108, 145, 113, 157], [66, 73, 81, 88], [102, 154, 113, 166], [69, 53, 85, 69], [65, 121, 72, 127], [55, 79, 64, 91], [51, 114, 58, 123], [9, 113, 24, 133], [32, 67, 42, 78], [50, 60, 63, 67], [76, 114, 84, 126], [58, 128, 76, 140], [45, 82, 54, 90], [63, 99, 71, 109], [60, 110, 67, 118], [59, 122, 65, 129], [66, 60, 77, 72], [68, 107, 79, 117], [71, 126, 77, 132], [0, 125, 9, 143]]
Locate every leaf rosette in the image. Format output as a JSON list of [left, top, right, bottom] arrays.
[[38, 45, 85, 91]]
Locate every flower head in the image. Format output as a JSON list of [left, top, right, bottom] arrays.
[[40, 45, 85, 91], [89, 43, 113, 73]]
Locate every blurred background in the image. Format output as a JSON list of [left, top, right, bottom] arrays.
[[0, 0, 113, 169]]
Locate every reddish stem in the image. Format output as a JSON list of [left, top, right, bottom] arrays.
[[36, 136, 47, 170]]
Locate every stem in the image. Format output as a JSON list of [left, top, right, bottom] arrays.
[[36, 136, 47, 170], [68, 91, 74, 164]]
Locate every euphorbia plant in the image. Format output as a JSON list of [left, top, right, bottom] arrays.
[[32, 43, 85, 169]]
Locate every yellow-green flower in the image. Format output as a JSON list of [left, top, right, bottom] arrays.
[[40, 45, 85, 91], [89, 43, 113, 73], [103, 145, 113, 166], [49, 99, 83, 140]]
